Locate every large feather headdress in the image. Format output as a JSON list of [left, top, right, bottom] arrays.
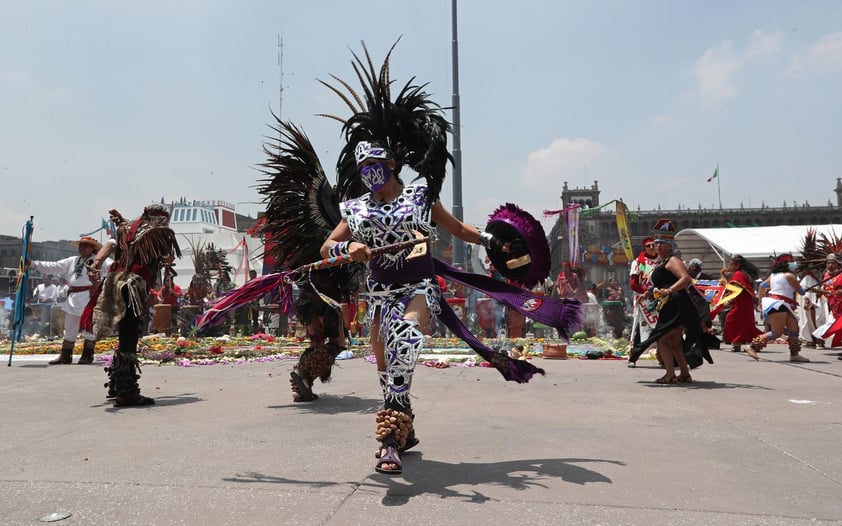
[[319, 39, 453, 212], [798, 227, 842, 276]]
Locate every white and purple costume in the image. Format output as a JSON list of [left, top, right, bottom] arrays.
[[340, 183, 438, 410]]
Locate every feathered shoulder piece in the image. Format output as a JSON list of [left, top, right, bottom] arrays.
[[256, 118, 342, 269], [109, 206, 181, 270], [319, 39, 453, 212]]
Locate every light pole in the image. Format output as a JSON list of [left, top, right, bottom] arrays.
[[450, 0, 466, 269]]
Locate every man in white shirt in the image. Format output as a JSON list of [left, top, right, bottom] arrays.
[[0, 296, 12, 338], [32, 275, 57, 335], [33, 275, 58, 304], [29, 237, 112, 364]]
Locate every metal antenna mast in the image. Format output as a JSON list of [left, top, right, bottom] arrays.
[[277, 34, 284, 120]]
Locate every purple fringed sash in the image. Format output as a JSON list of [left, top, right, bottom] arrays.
[[433, 259, 584, 384], [434, 259, 583, 339], [436, 298, 545, 383]]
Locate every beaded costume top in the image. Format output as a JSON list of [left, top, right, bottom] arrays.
[[340, 184, 434, 283]]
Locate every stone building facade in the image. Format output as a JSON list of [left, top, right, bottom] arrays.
[[548, 178, 842, 291]]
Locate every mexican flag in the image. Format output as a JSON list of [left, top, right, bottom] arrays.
[[707, 165, 719, 182]]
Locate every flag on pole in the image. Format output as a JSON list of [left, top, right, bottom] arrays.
[[707, 165, 719, 182], [615, 200, 634, 261], [567, 205, 580, 264], [80, 218, 107, 237]]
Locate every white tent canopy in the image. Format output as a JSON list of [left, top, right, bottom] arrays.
[[675, 224, 842, 276]]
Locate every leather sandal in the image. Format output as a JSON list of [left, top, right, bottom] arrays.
[[677, 374, 693, 383], [375, 437, 402, 475], [375, 435, 419, 458]]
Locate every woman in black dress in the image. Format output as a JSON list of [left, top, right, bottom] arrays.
[[630, 234, 709, 383]]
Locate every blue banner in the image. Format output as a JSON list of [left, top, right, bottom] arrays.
[[9, 216, 34, 364]]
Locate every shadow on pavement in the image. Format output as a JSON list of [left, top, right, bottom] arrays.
[[269, 394, 381, 415], [224, 455, 623, 505], [638, 380, 772, 390], [97, 394, 204, 411]]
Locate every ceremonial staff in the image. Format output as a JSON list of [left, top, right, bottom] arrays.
[[8, 216, 34, 366], [195, 236, 430, 331]]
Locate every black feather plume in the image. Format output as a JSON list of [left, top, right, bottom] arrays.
[[322, 39, 453, 212], [256, 117, 340, 269]]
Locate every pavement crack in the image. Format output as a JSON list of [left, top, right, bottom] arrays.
[[733, 422, 842, 486]]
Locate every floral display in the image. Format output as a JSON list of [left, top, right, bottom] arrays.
[[1, 333, 634, 366]]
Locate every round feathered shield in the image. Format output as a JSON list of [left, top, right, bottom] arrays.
[[484, 203, 550, 288]]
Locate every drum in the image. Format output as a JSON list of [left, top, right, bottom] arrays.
[[152, 304, 172, 334], [476, 298, 495, 332], [507, 309, 525, 338]]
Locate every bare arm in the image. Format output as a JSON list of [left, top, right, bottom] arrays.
[[320, 220, 371, 263], [431, 200, 513, 257], [91, 239, 117, 269], [430, 201, 483, 245], [757, 278, 770, 300]]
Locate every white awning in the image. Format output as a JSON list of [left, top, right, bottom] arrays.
[[675, 224, 842, 274]]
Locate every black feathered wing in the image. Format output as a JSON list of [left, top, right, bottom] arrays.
[[256, 117, 342, 269]]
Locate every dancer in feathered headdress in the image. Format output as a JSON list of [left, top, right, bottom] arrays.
[[800, 228, 842, 350], [198, 41, 582, 474], [256, 121, 365, 402], [84, 204, 181, 407], [627, 237, 661, 356], [797, 229, 828, 349], [318, 41, 581, 475]]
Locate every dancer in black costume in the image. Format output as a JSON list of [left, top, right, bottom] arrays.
[[85, 205, 181, 406], [629, 219, 714, 381]]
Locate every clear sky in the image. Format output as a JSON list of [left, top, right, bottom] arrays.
[[2, 1, 841, 242]]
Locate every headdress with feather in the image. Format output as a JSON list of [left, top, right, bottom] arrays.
[[109, 206, 181, 281], [199, 41, 450, 328], [798, 227, 842, 276], [319, 38, 453, 213]]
